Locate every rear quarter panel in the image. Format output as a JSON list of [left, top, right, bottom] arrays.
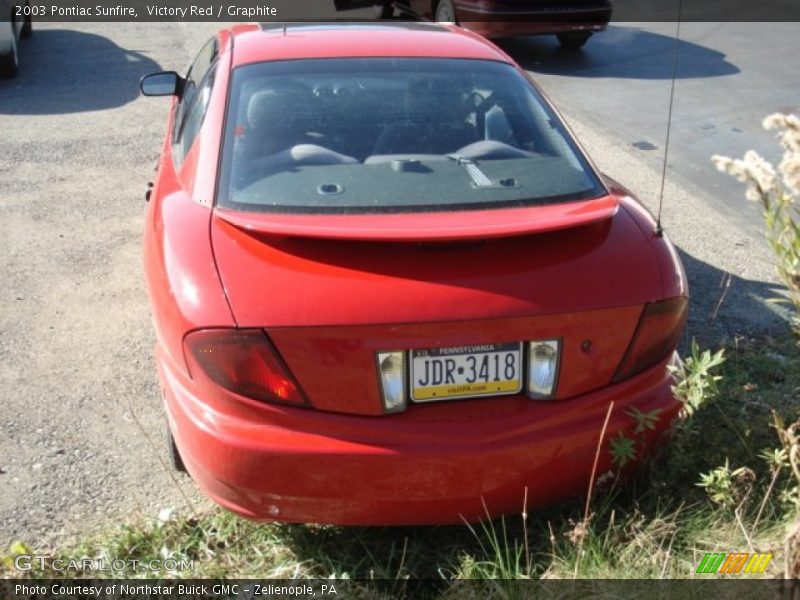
[[143, 30, 235, 376], [605, 175, 688, 300]]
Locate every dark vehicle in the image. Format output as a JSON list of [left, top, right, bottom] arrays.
[[0, 0, 32, 78], [336, 0, 612, 49]]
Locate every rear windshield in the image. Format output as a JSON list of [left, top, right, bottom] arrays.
[[217, 58, 605, 214]]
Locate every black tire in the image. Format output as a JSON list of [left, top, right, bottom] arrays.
[[21, 15, 33, 39], [165, 421, 187, 473], [557, 32, 591, 50], [434, 0, 457, 23], [0, 33, 19, 79]]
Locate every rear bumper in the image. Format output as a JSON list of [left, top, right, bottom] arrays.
[[160, 352, 680, 525], [463, 19, 608, 38], [456, 1, 611, 38]]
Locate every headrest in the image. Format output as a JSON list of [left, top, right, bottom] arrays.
[[247, 88, 309, 131]]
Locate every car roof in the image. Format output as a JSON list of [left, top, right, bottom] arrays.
[[226, 22, 513, 67]]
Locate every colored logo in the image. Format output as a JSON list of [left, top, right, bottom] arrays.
[[696, 552, 773, 574]]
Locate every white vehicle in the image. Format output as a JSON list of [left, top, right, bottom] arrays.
[[0, 0, 32, 78]]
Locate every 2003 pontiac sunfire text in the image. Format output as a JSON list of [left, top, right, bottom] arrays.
[[21, 4, 139, 16]]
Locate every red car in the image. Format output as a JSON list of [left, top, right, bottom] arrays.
[[140, 22, 687, 525], [336, 0, 612, 49]]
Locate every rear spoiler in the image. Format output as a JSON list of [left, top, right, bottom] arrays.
[[214, 195, 619, 242]]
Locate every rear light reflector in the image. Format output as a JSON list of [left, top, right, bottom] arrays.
[[613, 297, 688, 382], [376, 351, 406, 413], [184, 329, 306, 406], [526, 340, 560, 399]]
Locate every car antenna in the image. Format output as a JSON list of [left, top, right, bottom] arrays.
[[282, 22, 287, 36], [655, 0, 683, 237]]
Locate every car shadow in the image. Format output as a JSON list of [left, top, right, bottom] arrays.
[[273, 520, 488, 582], [677, 248, 790, 351], [0, 28, 162, 115], [496, 25, 740, 80]]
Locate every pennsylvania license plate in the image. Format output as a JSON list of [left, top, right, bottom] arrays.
[[410, 342, 523, 402]]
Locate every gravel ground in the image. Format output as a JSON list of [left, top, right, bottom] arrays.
[[0, 22, 215, 549], [0, 22, 790, 549]]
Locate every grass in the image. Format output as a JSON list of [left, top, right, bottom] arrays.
[[2, 336, 799, 588]]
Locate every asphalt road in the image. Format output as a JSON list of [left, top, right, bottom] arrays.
[[0, 21, 792, 548], [498, 22, 800, 237]]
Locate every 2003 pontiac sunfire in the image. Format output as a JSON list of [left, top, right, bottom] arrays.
[[140, 22, 688, 525]]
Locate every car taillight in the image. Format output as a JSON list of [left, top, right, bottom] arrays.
[[184, 329, 306, 406], [613, 297, 688, 382]]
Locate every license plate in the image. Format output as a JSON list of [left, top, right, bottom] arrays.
[[410, 342, 523, 402]]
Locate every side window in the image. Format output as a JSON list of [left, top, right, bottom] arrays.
[[173, 37, 217, 146], [175, 64, 217, 162]]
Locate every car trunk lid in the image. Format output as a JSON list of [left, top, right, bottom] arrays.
[[210, 201, 662, 415]]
